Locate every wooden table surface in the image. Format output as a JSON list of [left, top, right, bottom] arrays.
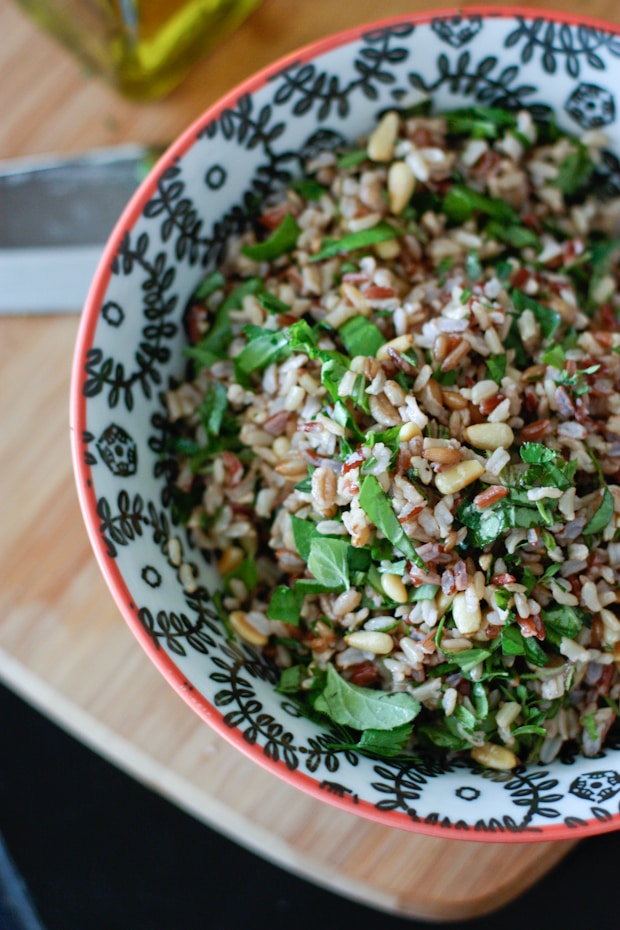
[[2, 0, 619, 921]]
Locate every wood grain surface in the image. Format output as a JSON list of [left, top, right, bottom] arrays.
[[3, 0, 619, 919]]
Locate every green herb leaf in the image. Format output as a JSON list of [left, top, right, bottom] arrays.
[[258, 292, 291, 315], [292, 177, 326, 201], [198, 380, 228, 436], [184, 277, 263, 366], [233, 327, 291, 378], [193, 269, 226, 300], [338, 315, 386, 357], [542, 604, 585, 647], [355, 723, 414, 757], [307, 537, 351, 590], [443, 184, 517, 224], [290, 514, 320, 562], [314, 665, 420, 731], [511, 289, 561, 341], [358, 474, 425, 568], [486, 220, 541, 250], [410, 583, 440, 601], [486, 354, 506, 384], [444, 106, 518, 139], [266, 585, 304, 625], [276, 665, 308, 693], [501, 624, 525, 656], [583, 486, 614, 536], [542, 345, 566, 369], [337, 148, 368, 169], [241, 212, 300, 262], [310, 222, 401, 262]]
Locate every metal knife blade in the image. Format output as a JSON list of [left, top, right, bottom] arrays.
[[0, 145, 160, 314]]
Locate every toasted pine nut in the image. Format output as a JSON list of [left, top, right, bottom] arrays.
[[436, 591, 455, 618], [452, 590, 482, 634], [367, 110, 399, 162], [435, 459, 484, 495], [496, 701, 522, 730], [399, 421, 423, 441], [275, 458, 308, 480], [218, 545, 245, 575], [230, 610, 269, 647], [388, 160, 416, 214], [382, 572, 409, 604], [374, 238, 401, 260], [341, 281, 370, 314], [442, 389, 468, 410], [463, 422, 514, 451], [376, 333, 414, 360], [423, 446, 462, 465], [344, 630, 394, 654], [471, 742, 519, 771]]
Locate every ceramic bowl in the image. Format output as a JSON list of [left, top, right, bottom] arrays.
[[71, 6, 620, 841]]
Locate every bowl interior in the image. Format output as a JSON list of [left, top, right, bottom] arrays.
[[72, 7, 620, 841]]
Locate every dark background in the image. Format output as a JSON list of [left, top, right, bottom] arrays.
[[1, 681, 619, 930]]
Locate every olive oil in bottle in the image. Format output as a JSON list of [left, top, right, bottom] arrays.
[[16, 0, 264, 99]]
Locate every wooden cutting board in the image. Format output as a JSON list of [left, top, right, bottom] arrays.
[[6, 0, 620, 918]]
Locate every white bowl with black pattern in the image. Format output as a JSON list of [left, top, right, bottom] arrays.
[[71, 7, 620, 841]]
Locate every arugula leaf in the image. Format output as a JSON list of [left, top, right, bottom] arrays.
[[276, 665, 308, 693], [258, 292, 291, 315], [444, 106, 518, 139], [410, 583, 440, 601], [542, 344, 566, 369], [501, 623, 526, 656], [486, 220, 541, 250], [337, 148, 368, 169], [241, 212, 300, 262], [443, 184, 517, 224], [193, 269, 226, 300], [292, 177, 325, 201], [583, 486, 614, 536], [338, 315, 385, 357], [233, 326, 291, 378], [355, 723, 414, 757], [307, 537, 350, 590], [184, 277, 263, 367], [358, 475, 425, 569], [290, 514, 320, 562], [310, 222, 401, 262], [266, 585, 304, 625], [314, 665, 420, 731], [198, 380, 228, 436], [511, 289, 561, 341]]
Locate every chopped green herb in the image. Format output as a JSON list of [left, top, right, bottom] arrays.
[[258, 292, 292, 315], [307, 537, 351, 590], [310, 222, 401, 262], [486, 354, 506, 384], [552, 145, 596, 196], [193, 269, 226, 300], [338, 315, 386, 357], [583, 486, 614, 536], [241, 212, 301, 262], [511, 289, 562, 341], [358, 474, 425, 569], [266, 585, 304, 625], [443, 184, 517, 224]]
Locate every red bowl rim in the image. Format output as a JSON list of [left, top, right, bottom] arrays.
[[71, 4, 620, 843]]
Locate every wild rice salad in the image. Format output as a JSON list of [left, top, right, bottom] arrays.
[[166, 104, 620, 771]]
